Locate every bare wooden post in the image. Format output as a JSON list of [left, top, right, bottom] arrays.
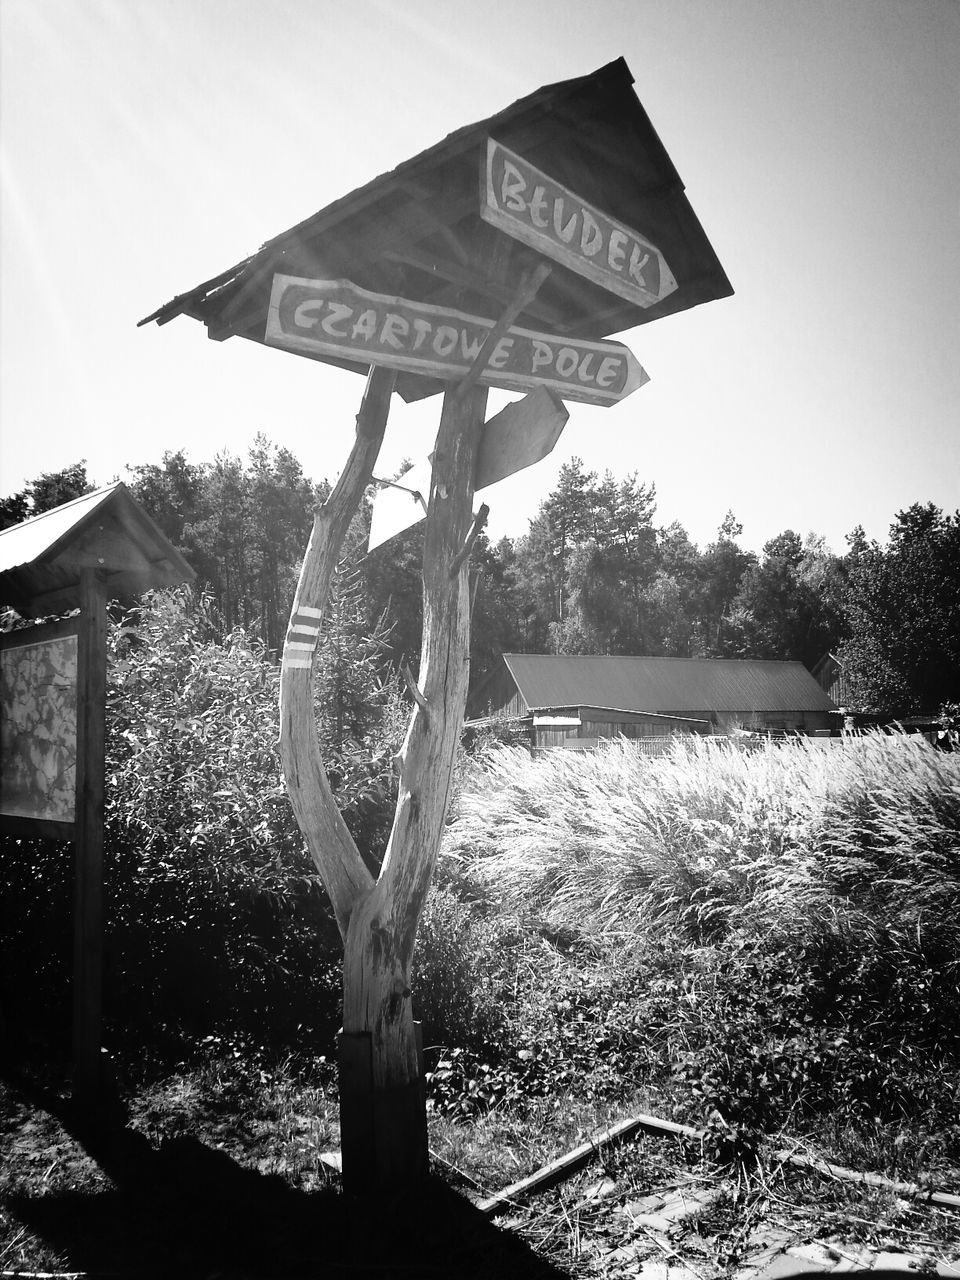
[[279, 363, 489, 1192], [73, 568, 107, 1102], [278, 369, 395, 938], [341, 381, 487, 1188]]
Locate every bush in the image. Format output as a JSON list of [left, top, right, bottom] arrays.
[[413, 884, 516, 1057], [1, 586, 406, 1051], [103, 589, 342, 1042]]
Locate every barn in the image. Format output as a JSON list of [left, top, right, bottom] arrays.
[[468, 654, 838, 750]]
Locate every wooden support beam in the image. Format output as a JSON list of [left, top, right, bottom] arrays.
[[72, 569, 107, 1103], [452, 262, 552, 401], [341, 379, 488, 1186], [278, 365, 396, 938], [282, 264, 550, 1192], [449, 504, 489, 578]]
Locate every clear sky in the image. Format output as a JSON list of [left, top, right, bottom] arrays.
[[2, 0, 958, 554]]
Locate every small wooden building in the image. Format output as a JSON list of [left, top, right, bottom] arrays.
[[0, 482, 194, 1098], [468, 654, 838, 749]]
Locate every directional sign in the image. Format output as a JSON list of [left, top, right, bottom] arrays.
[[475, 386, 569, 490], [368, 388, 569, 553], [481, 138, 678, 309], [265, 276, 648, 407], [368, 459, 432, 554]]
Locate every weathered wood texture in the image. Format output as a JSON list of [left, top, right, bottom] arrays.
[[72, 570, 107, 1101], [142, 58, 734, 407], [265, 273, 646, 405], [278, 367, 395, 937], [481, 138, 677, 308], [279, 363, 487, 1187], [341, 381, 487, 1182]]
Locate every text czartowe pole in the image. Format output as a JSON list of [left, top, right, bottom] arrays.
[[266, 275, 648, 406]]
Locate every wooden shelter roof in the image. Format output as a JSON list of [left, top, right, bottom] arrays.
[[140, 58, 732, 403], [0, 483, 195, 617], [494, 654, 837, 715]]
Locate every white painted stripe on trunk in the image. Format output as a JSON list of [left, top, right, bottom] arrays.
[[285, 641, 316, 651], [283, 656, 314, 670], [296, 605, 324, 619]]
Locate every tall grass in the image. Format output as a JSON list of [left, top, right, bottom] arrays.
[[436, 733, 960, 1147], [443, 734, 960, 950]]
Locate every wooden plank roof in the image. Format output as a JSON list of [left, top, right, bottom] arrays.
[[499, 654, 837, 715], [0, 483, 195, 617], [139, 58, 732, 403]]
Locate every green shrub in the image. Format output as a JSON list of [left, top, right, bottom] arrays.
[[413, 884, 516, 1057], [1, 586, 405, 1050]]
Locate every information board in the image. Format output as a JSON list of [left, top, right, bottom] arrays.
[[0, 618, 79, 830]]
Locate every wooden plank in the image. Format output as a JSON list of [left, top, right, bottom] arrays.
[[367, 387, 567, 553], [367, 459, 431, 553], [481, 138, 677, 308], [476, 386, 568, 489], [0, 814, 75, 841], [266, 275, 648, 406], [478, 1112, 704, 1216], [380, 245, 568, 329], [338, 1030, 375, 1192], [72, 570, 106, 1102]]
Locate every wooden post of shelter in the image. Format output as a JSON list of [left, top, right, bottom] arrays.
[[72, 568, 108, 1100]]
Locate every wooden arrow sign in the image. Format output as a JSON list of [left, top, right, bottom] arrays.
[[476, 386, 569, 489], [367, 458, 432, 554], [368, 387, 569, 552], [481, 138, 678, 309], [265, 276, 648, 407]]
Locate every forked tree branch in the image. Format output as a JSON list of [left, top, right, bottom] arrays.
[[278, 365, 396, 937]]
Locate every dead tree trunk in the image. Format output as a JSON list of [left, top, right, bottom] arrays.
[[279, 364, 488, 1190]]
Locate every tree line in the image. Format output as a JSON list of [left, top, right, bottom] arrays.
[[3, 441, 958, 720]]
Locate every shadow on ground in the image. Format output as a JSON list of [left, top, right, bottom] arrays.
[[3, 1071, 570, 1279]]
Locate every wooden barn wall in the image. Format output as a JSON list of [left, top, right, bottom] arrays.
[[581, 718, 699, 739], [532, 707, 834, 750], [468, 667, 527, 718], [707, 709, 833, 733]]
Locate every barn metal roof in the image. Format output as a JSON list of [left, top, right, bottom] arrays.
[[139, 58, 732, 403], [501, 654, 837, 715], [0, 483, 194, 617]]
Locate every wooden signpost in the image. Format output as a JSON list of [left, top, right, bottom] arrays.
[[264, 219, 649, 1197], [481, 138, 678, 309], [368, 387, 569, 552], [143, 58, 732, 1199], [265, 275, 648, 407]]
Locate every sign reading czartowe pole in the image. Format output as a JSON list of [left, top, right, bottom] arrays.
[[481, 139, 677, 309], [265, 275, 649, 407]]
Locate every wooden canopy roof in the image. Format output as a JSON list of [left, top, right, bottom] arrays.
[[0, 484, 195, 617], [140, 58, 733, 403]]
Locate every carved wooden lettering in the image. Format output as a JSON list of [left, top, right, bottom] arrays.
[[481, 138, 678, 309], [265, 276, 649, 407]]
